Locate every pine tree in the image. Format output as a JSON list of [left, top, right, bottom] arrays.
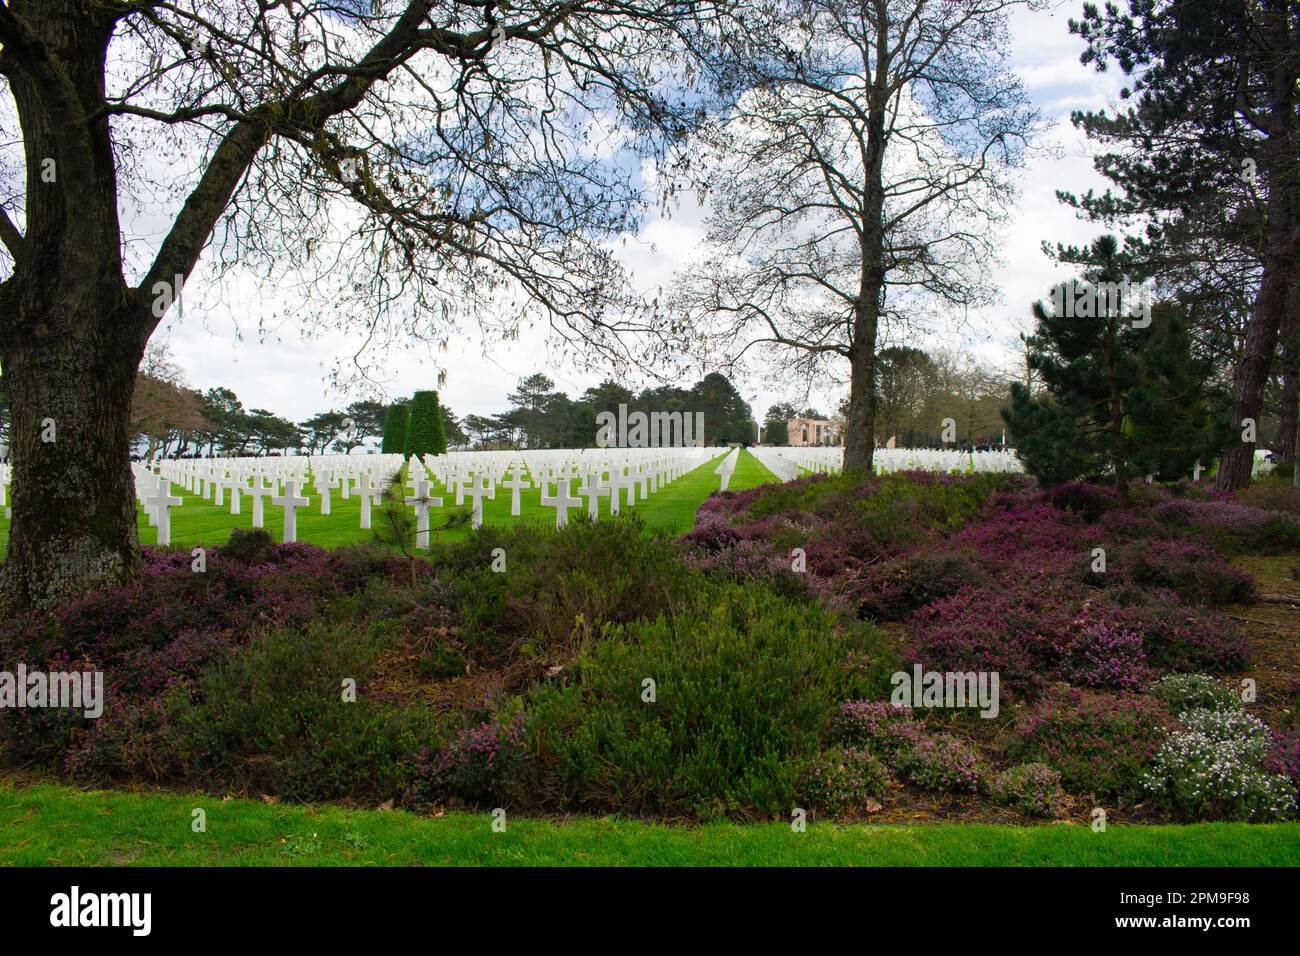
[[1064, 0, 1300, 490], [1002, 236, 1231, 492], [380, 403, 410, 454]]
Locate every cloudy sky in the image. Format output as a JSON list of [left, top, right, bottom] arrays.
[[153, 1, 1127, 427]]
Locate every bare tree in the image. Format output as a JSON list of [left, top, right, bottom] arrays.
[[0, 0, 732, 612], [131, 341, 211, 459], [673, 0, 1042, 471]]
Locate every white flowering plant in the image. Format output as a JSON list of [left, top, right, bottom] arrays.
[[1148, 673, 1242, 718], [1141, 708, 1296, 821]]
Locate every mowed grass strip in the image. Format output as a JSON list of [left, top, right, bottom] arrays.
[[3, 782, 1297, 866], [0, 450, 778, 558]]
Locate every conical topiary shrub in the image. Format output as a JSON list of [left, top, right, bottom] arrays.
[[381, 403, 410, 454], [405, 390, 447, 459]]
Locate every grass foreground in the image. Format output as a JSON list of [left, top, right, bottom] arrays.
[[3, 781, 1298, 866]]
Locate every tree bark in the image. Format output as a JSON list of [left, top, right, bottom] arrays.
[[1278, 362, 1297, 463], [0, 297, 145, 613], [1275, 277, 1299, 465], [1216, 205, 1295, 490], [0, 4, 149, 614], [1216, 50, 1299, 491], [844, 300, 880, 473], [842, 54, 889, 476]]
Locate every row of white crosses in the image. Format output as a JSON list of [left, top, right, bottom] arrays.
[[143, 454, 410, 540], [752, 445, 1028, 477], [72, 443, 1285, 555], [714, 447, 740, 490], [532, 448, 715, 528], [133, 466, 183, 545], [747, 446, 802, 482], [409, 446, 724, 531], [119, 445, 732, 547]]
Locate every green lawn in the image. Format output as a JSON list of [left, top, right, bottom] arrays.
[[3, 781, 1297, 866], [0, 449, 777, 557]]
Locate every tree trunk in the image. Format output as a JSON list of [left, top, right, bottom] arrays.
[[1276, 279, 1299, 464], [0, 294, 145, 614], [0, 4, 148, 614], [1217, 63, 1299, 491], [1278, 349, 1298, 465], [844, 323, 879, 473], [1104, 314, 1128, 493], [843, 74, 888, 475], [1216, 215, 1293, 490]]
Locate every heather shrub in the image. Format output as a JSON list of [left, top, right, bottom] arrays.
[[832, 700, 925, 756], [892, 732, 984, 793], [525, 583, 874, 818], [953, 503, 1086, 560], [1046, 481, 1119, 522], [1141, 709, 1296, 821], [907, 582, 1082, 697], [437, 515, 701, 675], [1086, 591, 1247, 673], [1152, 498, 1300, 553], [219, 527, 276, 564], [1236, 481, 1300, 518], [1009, 689, 1175, 798], [166, 621, 444, 801], [855, 549, 981, 621], [0, 680, 88, 763], [0, 543, 396, 766], [680, 515, 744, 552], [406, 713, 527, 807], [1265, 732, 1300, 793], [1094, 507, 1165, 540], [984, 763, 1065, 818], [63, 693, 187, 781], [1128, 540, 1254, 605], [1052, 606, 1149, 690], [802, 747, 888, 814], [1148, 673, 1242, 717], [744, 471, 865, 520], [683, 538, 808, 598], [857, 472, 1009, 539]]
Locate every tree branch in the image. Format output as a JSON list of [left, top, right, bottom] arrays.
[[0, 205, 24, 261], [137, 0, 445, 334]]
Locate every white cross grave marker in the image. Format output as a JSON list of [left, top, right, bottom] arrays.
[[145, 484, 183, 546], [501, 468, 531, 516], [247, 478, 274, 529], [271, 479, 310, 543], [578, 477, 610, 520], [540, 478, 582, 529], [461, 476, 495, 530], [404, 479, 444, 549], [359, 473, 383, 530]]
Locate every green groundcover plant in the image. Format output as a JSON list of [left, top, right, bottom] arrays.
[[2, 471, 1297, 825]]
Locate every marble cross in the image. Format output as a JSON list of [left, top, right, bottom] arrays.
[[540, 478, 582, 529], [501, 467, 530, 516], [271, 479, 310, 542], [144, 483, 183, 546], [461, 476, 495, 530], [404, 479, 444, 549]]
